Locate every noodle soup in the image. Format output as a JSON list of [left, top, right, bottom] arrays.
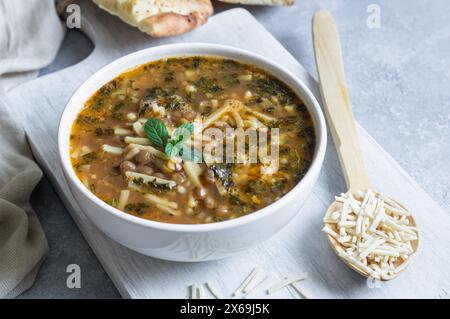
[[70, 57, 315, 224]]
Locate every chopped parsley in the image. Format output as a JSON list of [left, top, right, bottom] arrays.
[[94, 127, 114, 136], [125, 203, 149, 215], [195, 77, 223, 93], [81, 152, 98, 164]]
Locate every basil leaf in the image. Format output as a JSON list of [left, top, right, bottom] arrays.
[[144, 118, 168, 148]]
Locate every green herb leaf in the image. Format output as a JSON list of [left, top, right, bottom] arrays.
[[178, 123, 194, 134], [145, 118, 199, 162], [125, 203, 149, 215], [144, 118, 169, 148], [171, 124, 193, 144], [81, 152, 98, 164], [164, 143, 176, 157]]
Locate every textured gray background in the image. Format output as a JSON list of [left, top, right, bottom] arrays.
[[20, 0, 449, 298]]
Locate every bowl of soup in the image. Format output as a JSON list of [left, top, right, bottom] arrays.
[[59, 43, 326, 261]]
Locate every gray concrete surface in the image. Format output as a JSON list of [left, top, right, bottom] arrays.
[[20, 0, 449, 298]]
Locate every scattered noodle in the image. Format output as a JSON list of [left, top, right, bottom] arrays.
[[155, 203, 181, 216], [144, 193, 178, 210], [117, 190, 130, 211], [244, 106, 276, 123], [124, 136, 152, 145], [182, 162, 203, 188], [231, 110, 244, 128], [243, 115, 267, 128], [132, 121, 145, 137], [196, 285, 203, 299], [188, 269, 308, 299], [267, 272, 307, 295], [202, 104, 231, 130], [202, 99, 245, 130], [206, 282, 224, 299], [243, 276, 273, 299], [241, 267, 262, 293], [114, 128, 133, 136], [232, 267, 260, 296], [124, 147, 140, 160], [125, 171, 176, 189], [291, 282, 311, 299], [81, 145, 92, 156], [102, 144, 123, 155], [190, 284, 199, 299]]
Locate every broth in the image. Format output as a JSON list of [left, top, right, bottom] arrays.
[[70, 57, 315, 224]]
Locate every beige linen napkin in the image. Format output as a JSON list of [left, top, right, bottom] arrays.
[[0, 0, 65, 298]]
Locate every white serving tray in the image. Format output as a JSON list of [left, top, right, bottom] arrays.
[[6, 1, 450, 298]]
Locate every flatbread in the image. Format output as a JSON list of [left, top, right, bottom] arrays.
[[93, 0, 214, 37], [217, 0, 294, 5]]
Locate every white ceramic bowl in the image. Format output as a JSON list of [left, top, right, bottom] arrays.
[[58, 43, 327, 261]]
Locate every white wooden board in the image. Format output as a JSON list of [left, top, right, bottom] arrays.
[[6, 1, 450, 299]]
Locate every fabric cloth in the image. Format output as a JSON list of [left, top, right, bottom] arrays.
[[0, 0, 65, 298]]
